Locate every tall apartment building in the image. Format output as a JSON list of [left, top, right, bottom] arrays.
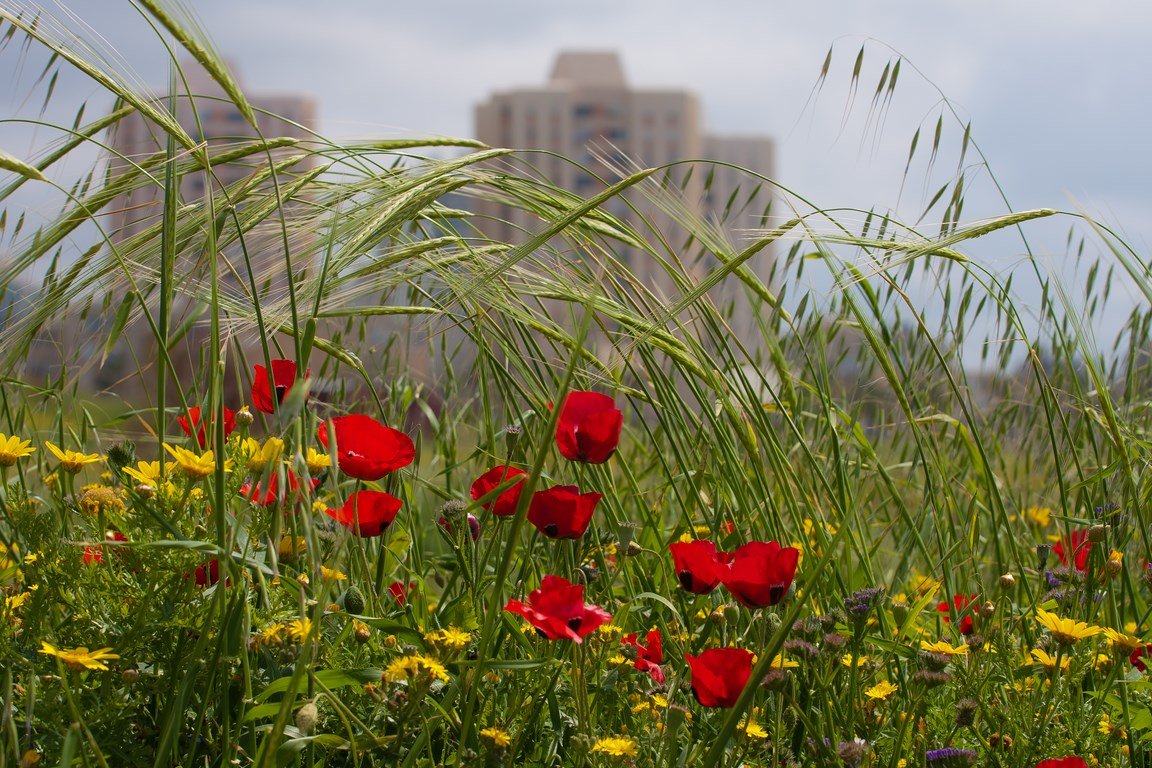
[[106, 60, 316, 254], [474, 51, 776, 344], [88, 62, 318, 400]]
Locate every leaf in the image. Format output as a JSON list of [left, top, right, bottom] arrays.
[[0, 149, 46, 181], [257, 669, 382, 703]]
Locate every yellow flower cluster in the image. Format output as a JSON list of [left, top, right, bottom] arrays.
[[382, 654, 449, 684], [591, 736, 637, 758], [424, 627, 472, 651]]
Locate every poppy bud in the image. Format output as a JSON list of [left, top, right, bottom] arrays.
[[624, 540, 643, 558], [234, 406, 254, 428], [578, 563, 600, 583], [1036, 544, 1051, 568], [135, 483, 155, 499], [1088, 524, 1108, 543], [891, 599, 909, 624], [341, 586, 366, 615], [724, 603, 741, 625], [980, 601, 996, 619], [709, 608, 726, 625], [504, 424, 523, 455], [121, 668, 140, 684], [999, 573, 1016, 590], [763, 611, 783, 635], [353, 620, 371, 644], [295, 701, 318, 735]]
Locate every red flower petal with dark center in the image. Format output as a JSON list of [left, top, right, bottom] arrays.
[[317, 414, 415, 481], [470, 465, 528, 517], [719, 540, 800, 608], [178, 406, 237, 449], [82, 530, 128, 566], [326, 490, 402, 537], [1033, 759, 1089, 768], [527, 485, 601, 539], [669, 539, 725, 594], [685, 647, 753, 708], [555, 391, 622, 464], [503, 574, 612, 642], [937, 593, 979, 635], [1053, 529, 1092, 571], [622, 629, 665, 684], [252, 360, 308, 414], [1131, 644, 1152, 672]]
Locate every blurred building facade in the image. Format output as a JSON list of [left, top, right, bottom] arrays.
[[474, 51, 776, 343], [63, 62, 318, 401]]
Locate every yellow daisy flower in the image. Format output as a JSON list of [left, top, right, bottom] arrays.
[[739, 720, 769, 739], [287, 618, 313, 642], [382, 654, 449, 683], [44, 442, 102, 474], [163, 444, 221, 481], [1028, 648, 1071, 674], [865, 681, 898, 700], [319, 566, 347, 582], [1103, 627, 1143, 653], [38, 641, 119, 671], [0, 433, 34, 466], [242, 437, 283, 473], [480, 727, 511, 749], [770, 654, 799, 669], [841, 654, 870, 668], [1024, 506, 1052, 527], [920, 640, 968, 656], [425, 627, 472, 651], [591, 736, 637, 758], [122, 460, 163, 487], [1036, 609, 1102, 645], [305, 447, 332, 475]]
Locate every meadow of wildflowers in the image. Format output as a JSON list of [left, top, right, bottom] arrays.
[[3, 4, 1152, 768]]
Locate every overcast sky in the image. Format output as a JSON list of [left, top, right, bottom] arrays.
[[3, 0, 1151, 349]]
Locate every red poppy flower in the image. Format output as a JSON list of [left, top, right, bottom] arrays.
[[470, 465, 528, 517], [685, 647, 754, 708], [252, 360, 307, 414], [82, 530, 128, 566], [527, 485, 601, 539], [719, 540, 800, 608], [388, 581, 415, 606], [622, 629, 665, 684], [1053, 529, 1091, 571], [194, 559, 221, 587], [326, 490, 403, 537], [555, 391, 623, 464], [1131, 644, 1152, 672], [669, 539, 726, 594], [937, 594, 979, 635], [504, 574, 612, 642], [177, 406, 237, 448], [240, 470, 316, 507], [317, 414, 415, 481], [1033, 759, 1088, 768]]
